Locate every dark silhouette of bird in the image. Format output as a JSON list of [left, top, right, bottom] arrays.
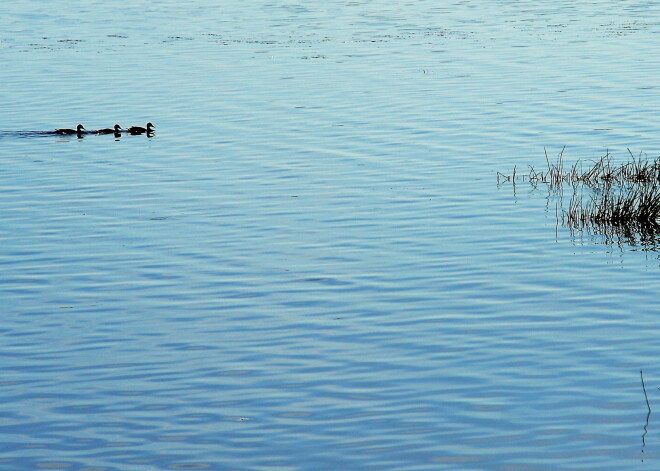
[[127, 122, 155, 135], [55, 124, 85, 135], [95, 124, 122, 135]]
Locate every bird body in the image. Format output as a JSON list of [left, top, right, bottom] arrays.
[[55, 124, 85, 135], [95, 124, 122, 135], [127, 122, 155, 135]]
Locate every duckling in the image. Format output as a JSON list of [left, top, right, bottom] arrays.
[[127, 122, 155, 135], [55, 124, 85, 135], [95, 124, 122, 135]]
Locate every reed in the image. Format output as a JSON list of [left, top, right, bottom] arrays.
[[500, 149, 660, 246], [565, 182, 660, 226], [499, 149, 660, 186]]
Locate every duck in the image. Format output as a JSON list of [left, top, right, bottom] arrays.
[[55, 124, 85, 135], [127, 122, 155, 135], [95, 124, 122, 135]]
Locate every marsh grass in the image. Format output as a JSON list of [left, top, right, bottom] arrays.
[[565, 182, 660, 227], [498, 148, 660, 188], [563, 182, 660, 249], [500, 149, 660, 248], [566, 208, 660, 248]]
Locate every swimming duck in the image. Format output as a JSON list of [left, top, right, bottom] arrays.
[[127, 122, 155, 135], [55, 124, 85, 135], [95, 124, 122, 135]]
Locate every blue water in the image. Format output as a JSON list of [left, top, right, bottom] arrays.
[[1, 1, 660, 470]]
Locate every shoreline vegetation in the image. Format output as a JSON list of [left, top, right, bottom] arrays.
[[498, 148, 660, 248]]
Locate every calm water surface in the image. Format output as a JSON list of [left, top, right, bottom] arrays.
[[1, 1, 660, 470]]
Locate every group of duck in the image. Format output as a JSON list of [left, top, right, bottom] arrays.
[[54, 123, 155, 137]]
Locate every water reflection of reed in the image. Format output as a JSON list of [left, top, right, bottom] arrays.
[[565, 204, 660, 250], [500, 150, 660, 250], [565, 182, 660, 228]]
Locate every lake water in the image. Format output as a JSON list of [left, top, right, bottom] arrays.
[[1, 1, 660, 470]]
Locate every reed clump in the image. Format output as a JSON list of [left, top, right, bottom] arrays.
[[499, 149, 660, 246], [497, 147, 660, 188], [564, 182, 660, 227]]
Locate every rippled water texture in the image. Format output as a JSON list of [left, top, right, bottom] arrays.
[[2, 1, 660, 470]]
